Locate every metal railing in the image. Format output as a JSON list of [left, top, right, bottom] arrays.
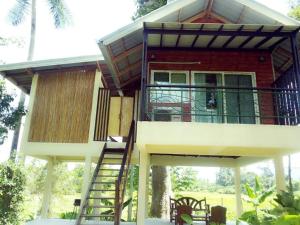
[[114, 120, 135, 225], [144, 84, 300, 126]]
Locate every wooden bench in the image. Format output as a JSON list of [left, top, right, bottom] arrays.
[[170, 197, 210, 225]]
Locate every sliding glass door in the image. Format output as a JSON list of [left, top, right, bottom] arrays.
[[193, 73, 224, 123], [193, 72, 257, 124], [224, 74, 256, 124]]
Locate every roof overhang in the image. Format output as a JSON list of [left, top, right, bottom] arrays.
[[0, 55, 109, 94], [98, 0, 300, 92], [145, 22, 300, 50], [99, 22, 300, 92]]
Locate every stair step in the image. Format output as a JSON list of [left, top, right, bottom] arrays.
[[103, 158, 123, 161], [99, 168, 120, 171], [86, 205, 114, 208], [101, 163, 121, 165], [81, 214, 114, 217], [93, 181, 115, 184], [90, 189, 116, 192], [88, 197, 115, 200], [97, 175, 118, 177], [104, 148, 125, 154]]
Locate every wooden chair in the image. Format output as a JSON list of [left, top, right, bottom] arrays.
[[175, 205, 193, 225], [210, 206, 227, 225], [170, 196, 210, 224]]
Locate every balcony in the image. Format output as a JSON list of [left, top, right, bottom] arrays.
[[144, 84, 300, 126]]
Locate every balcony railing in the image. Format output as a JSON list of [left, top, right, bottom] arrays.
[[144, 85, 300, 126]]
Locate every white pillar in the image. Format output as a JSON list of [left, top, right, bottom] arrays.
[[273, 155, 286, 192], [234, 167, 243, 218], [137, 152, 150, 225], [41, 159, 54, 218], [81, 155, 92, 205]]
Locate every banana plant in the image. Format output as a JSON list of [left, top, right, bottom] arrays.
[[238, 176, 274, 225]]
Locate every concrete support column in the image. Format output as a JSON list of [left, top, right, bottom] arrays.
[[273, 155, 286, 192], [137, 151, 150, 225], [81, 155, 92, 205], [234, 167, 243, 218], [41, 158, 54, 218]]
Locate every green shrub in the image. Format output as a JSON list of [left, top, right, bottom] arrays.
[[0, 161, 26, 225], [60, 211, 77, 219]]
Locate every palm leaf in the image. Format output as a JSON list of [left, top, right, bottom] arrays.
[[258, 188, 274, 204], [245, 183, 256, 199], [47, 0, 72, 28], [8, 0, 31, 26], [255, 176, 261, 193]]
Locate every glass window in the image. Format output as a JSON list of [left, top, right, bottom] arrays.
[[154, 72, 169, 84], [171, 73, 187, 84]]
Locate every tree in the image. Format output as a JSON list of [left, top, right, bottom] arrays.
[[0, 79, 25, 145], [260, 166, 275, 190], [289, 0, 300, 20], [133, 0, 167, 20], [0, 161, 26, 225], [171, 167, 199, 192], [216, 168, 234, 186], [7, 0, 72, 162], [150, 166, 171, 218]]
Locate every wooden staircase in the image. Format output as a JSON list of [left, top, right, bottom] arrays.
[[76, 121, 135, 225]]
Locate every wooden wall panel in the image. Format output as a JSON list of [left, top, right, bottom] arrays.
[[29, 69, 95, 143], [107, 97, 134, 137], [94, 89, 110, 141]]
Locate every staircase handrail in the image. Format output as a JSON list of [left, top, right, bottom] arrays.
[[114, 120, 135, 224]]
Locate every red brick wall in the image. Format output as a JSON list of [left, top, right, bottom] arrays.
[[148, 50, 274, 88], [147, 50, 275, 124]]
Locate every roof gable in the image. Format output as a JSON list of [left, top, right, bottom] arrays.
[[98, 0, 300, 91]]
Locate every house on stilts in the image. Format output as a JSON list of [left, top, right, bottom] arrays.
[[1, 0, 300, 224]]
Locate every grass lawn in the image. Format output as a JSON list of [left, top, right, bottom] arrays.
[[23, 194, 81, 220]]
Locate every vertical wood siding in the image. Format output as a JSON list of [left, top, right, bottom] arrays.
[[29, 69, 95, 143], [94, 88, 111, 141]]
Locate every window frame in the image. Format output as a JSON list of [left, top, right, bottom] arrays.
[[151, 70, 189, 85], [191, 71, 260, 124]]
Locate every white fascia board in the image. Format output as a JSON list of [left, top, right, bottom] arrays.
[[237, 0, 300, 25], [99, 44, 122, 94], [99, 0, 197, 45], [0, 55, 104, 72]]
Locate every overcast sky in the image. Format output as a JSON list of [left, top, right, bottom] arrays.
[[0, 0, 299, 179]]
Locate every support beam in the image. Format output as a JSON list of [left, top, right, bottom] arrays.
[[207, 25, 224, 48], [273, 155, 286, 192], [112, 44, 143, 63], [206, 0, 214, 18], [175, 24, 184, 47], [140, 27, 148, 121], [191, 24, 204, 48], [119, 60, 142, 77], [41, 159, 54, 218], [137, 152, 150, 225], [120, 75, 140, 88], [255, 26, 284, 49], [81, 155, 92, 205], [145, 28, 291, 38], [223, 25, 244, 48], [234, 167, 243, 218]]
